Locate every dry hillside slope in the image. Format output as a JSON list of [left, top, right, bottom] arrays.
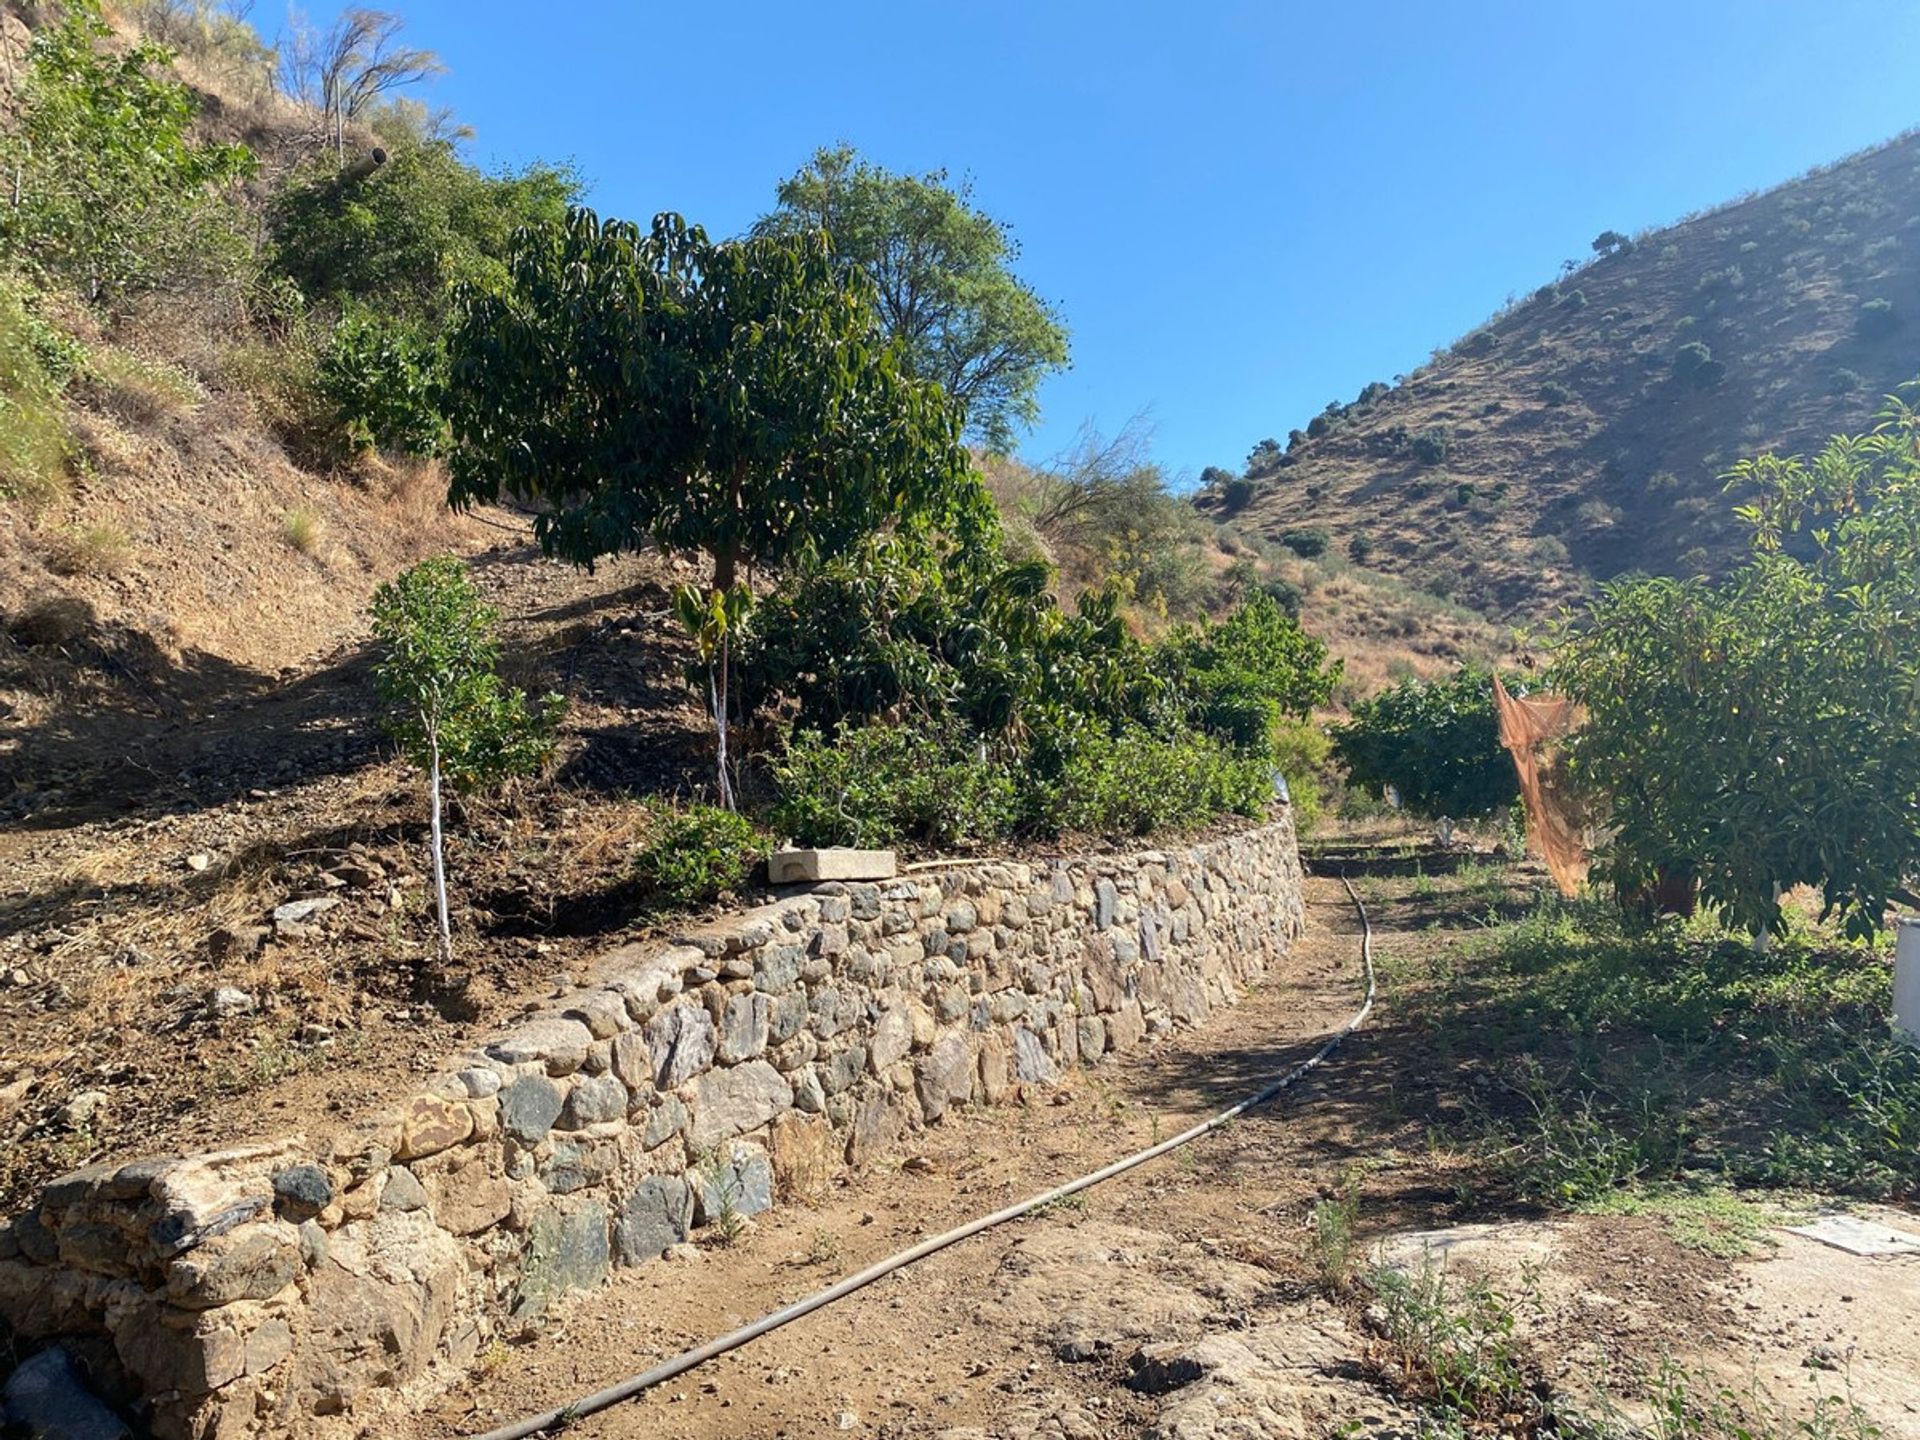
[[1213, 130, 1920, 619]]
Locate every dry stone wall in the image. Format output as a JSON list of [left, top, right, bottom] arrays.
[[0, 817, 1306, 1438]]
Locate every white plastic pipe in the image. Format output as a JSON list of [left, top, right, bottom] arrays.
[[1894, 917, 1920, 1046]]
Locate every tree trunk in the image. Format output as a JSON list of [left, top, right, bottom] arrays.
[[710, 540, 740, 811], [427, 725, 452, 964]]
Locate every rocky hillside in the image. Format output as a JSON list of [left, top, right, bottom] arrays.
[[1212, 130, 1920, 620]]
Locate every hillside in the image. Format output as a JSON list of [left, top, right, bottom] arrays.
[[1210, 130, 1920, 620]]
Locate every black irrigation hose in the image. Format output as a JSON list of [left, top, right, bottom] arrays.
[[470, 876, 1378, 1440]]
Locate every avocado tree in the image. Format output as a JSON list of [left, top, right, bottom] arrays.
[[371, 557, 563, 962], [1552, 394, 1920, 937], [442, 208, 979, 803], [1332, 667, 1518, 818]]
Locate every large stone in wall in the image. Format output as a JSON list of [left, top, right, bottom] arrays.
[[915, 1033, 974, 1122], [512, 1205, 609, 1320], [646, 1003, 717, 1089], [687, 1061, 792, 1152], [612, 1177, 691, 1265], [282, 1209, 464, 1419], [693, 1144, 774, 1226]]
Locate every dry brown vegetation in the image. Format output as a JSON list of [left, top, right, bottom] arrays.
[[1211, 130, 1920, 620]]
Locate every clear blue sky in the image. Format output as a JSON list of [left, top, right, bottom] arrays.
[[324, 1, 1920, 484]]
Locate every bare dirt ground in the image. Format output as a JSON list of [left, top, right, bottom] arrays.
[[0, 525, 722, 1216], [403, 871, 1920, 1440]]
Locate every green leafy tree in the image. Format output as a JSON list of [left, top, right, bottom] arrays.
[[1157, 592, 1342, 758], [371, 557, 563, 960], [443, 208, 982, 799], [1552, 393, 1920, 937], [1331, 667, 1518, 818], [269, 139, 579, 323], [0, 0, 255, 303], [753, 145, 1069, 452], [316, 308, 443, 455]]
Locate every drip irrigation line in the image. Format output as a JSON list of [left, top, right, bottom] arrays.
[[470, 875, 1377, 1440]]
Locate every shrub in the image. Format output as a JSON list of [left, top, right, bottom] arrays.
[[1672, 340, 1722, 387], [1538, 381, 1571, 406], [1305, 412, 1334, 439], [1347, 534, 1375, 563], [1221, 474, 1257, 511], [1198, 464, 1236, 492], [1560, 288, 1588, 311], [1409, 428, 1449, 466], [280, 507, 323, 554], [1269, 719, 1332, 835], [0, 280, 74, 505], [1245, 437, 1282, 471], [631, 802, 767, 909], [44, 521, 131, 576], [1280, 527, 1329, 558], [1456, 330, 1498, 358], [1829, 366, 1864, 394], [1157, 590, 1341, 755], [768, 720, 1019, 850], [1366, 424, 1410, 457], [1592, 229, 1631, 257], [1451, 482, 1477, 508], [1856, 298, 1899, 339], [270, 139, 579, 323], [1045, 726, 1267, 838], [1260, 576, 1303, 617], [1331, 666, 1519, 818], [317, 309, 444, 455], [0, 1, 254, 304]]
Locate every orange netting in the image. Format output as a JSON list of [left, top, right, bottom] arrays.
[[1492, 674, 1589, 897]]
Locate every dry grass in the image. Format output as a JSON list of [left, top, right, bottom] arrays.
[[43, 521, 133, 577], [281, 505, 323, 554], [83, 346, 205, 427]]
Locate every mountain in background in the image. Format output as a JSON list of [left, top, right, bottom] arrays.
[[1208, 130, 1920, 623]]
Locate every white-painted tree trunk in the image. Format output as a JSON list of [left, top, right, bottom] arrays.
[[428, 724, 451, 964]]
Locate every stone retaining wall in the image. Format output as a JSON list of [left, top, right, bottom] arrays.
[[0, 816, 1306, 1438]]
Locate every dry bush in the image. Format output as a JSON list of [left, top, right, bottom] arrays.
[[44, 522, 132, 577], [83, 347, 205, 427], [280, 506, 322, 554]]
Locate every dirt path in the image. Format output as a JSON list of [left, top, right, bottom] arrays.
[[409, 875, 1383, 1440], [409, 871, 1920, 1440]]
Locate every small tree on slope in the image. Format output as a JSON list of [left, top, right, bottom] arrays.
[[442, 208, 982, 806], [371, 557, 563, 962]]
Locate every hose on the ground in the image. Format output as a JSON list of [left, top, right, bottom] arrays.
[[470, 876, 1377, 1440]]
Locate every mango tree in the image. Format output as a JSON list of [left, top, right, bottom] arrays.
[[441, 208, 978, 804]]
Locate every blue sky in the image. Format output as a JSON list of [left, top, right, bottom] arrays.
[[329, 1, 1920, 484]]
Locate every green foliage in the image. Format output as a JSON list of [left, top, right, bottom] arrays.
[[1592, 229, 1632, 257], [736, 534, 1158, 744], [1045, 725, 1268, 837], [0, 281, 74, 504], [446, 209, 982, 590], [767, 720, 1020, 850], [1279, 526, 1329, 558], [316, 309, 443, 455], [1221, 474, 1256, 510], [0, 0, 254, 304], [767, 717, 1264, 849], [1539, 380, 1571, 406], [1856, 297, 1900, 339], [1673, 339, 1723, 386], [1347, 534, 1375, 563], [1450, 896, 1919, 1200], [1269, 719, 1332, 834], [369, 556, 563, 792], [1553, 393, 1920, 936], [754, 145, 1068, 452], [1247, 437, 1283, 471], [1157, 591, 1342, 758], [1331, 666, 1518, 818], [1830, 366, 1864, 394], [270, 141, 578, 324], [631, 802, 767, 909], [1410, 428, 1450, 466]]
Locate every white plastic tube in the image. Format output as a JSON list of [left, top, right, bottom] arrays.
[[1895, 917, 1920, 1046]]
